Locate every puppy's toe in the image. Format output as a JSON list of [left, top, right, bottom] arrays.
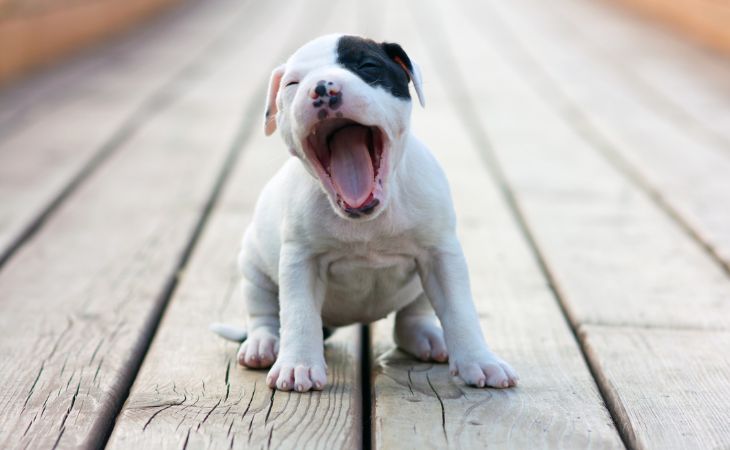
[[451, 353, 518, 389], [268, 360, 327, 392], [480, 361, 510, 389], [395, 315, 448, 363], [237, 330, 280, 369]]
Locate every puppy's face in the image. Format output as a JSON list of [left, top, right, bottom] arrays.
[[264, 34, 425, 221]]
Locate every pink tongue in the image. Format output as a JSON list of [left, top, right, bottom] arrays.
[[328, 126, 374, 208]]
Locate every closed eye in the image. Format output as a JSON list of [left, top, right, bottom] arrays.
[[358, 62, 380, 70], [285, 81, 299, 87]]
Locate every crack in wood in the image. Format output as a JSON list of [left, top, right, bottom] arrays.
[[426, 373, 448, 443], [197, 398, 221, 430], [22, 360, 44, 412], [58, 380, 81, 431]]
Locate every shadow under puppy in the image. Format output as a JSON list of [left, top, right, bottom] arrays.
[[211, 34, 518, 392]]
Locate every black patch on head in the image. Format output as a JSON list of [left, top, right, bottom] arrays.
[[336, 36, 412, 100]]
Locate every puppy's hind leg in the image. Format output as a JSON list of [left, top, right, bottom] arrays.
[[237, 268, 280, 370], [394, 293, 448, 363]]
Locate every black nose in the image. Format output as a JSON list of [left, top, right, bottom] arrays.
[[310, 80, 341, 99], [314, 83, 327, 97]]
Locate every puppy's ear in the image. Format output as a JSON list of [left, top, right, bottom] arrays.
[[264, 64, 285, 136], [381, 43, 426, 108]]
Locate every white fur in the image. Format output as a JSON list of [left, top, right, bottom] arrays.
[[214, 34, 518, 392]]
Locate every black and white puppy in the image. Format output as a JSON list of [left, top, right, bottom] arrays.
[[211, 34, 518, 392]]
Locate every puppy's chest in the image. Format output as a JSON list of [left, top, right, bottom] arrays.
[[319, 239, 421, 286], [319, 242, 421, 325]]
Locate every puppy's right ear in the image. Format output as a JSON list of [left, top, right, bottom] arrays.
[[264, 64, 285, 136]]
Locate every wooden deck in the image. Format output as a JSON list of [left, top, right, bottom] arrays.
[[1, 0, 729, 448]]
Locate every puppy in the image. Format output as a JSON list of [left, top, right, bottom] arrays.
[[211, 34, 518, 392]]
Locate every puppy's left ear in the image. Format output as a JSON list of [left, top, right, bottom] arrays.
[[382, 43, 426, 108], [264, 64, 285, 136]]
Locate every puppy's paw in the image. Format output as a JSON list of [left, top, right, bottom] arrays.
[[450, 353, 519, 389], [237, 328, 279, 369], [266, 357, 327, 392], [394, 315, 448, 362]]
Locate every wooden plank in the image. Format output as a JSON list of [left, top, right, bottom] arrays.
[[489, 0, 730, 273], [370, 3, 623, 448], [582, 326, 730, 450], [106, 0, 367, 448], [437, 0, 730, 447], [0, 0, 255, 265], [0, 1, 207, 132], [0, 0, 181, 85], [455, 0, 730, 328], [0, 2, 292, 448], [546, 0, 730, 149]]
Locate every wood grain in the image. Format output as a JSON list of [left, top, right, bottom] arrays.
[[369, 3, 623, 448], [543, 0, 730, 150], [455, 0, 730, 329], [440, 0, 730, 447], [107, 0, 367, 448], [0, 2, 293, 447], [582, 326, 730, 450], [0, 0, 258, 265], [489, 0, 730, 274]]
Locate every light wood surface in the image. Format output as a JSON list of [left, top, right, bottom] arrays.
[[0, 2, 287, 447], [0, 0, 728, 448], [582, 326, 730, 450], [107, 0, 367, 448], [0, 0, 255, 265], [490, 0, 730, 274], [369, 3, 623, 448], [0, 0, 180, 85], [608, 0, 730, 56], [438, 0, 730, 447]]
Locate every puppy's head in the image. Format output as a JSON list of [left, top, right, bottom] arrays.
[[264, 34, 425, 221]]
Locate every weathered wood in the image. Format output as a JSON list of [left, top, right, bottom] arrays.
[[369, 4, 623, 448], [545, 0, 730, 149], [582, 326, 730, 450], [0, 2, 292, 447], [488, 0, 730, 273], [454, 0, 730, 329], [441, 0, 730, 447], [0, 0, 255, 265], [106, 1, 366, 448]]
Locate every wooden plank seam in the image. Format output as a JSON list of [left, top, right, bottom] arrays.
[[0, 0, 257, 270]]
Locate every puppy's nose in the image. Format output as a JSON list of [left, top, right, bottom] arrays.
[[310, 80, 341, 99]]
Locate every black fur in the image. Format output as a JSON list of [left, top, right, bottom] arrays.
[[336, 36, 413, 100]]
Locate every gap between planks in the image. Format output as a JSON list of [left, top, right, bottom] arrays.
[[0, 0, 256, 269]]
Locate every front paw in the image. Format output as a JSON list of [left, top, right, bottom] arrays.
[[267, 355, 328, 392], [450, 352, 519, 389]]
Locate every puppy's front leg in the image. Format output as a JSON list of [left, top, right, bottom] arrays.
[[418, 236, 519, 388], [267, 243, 327, 392]]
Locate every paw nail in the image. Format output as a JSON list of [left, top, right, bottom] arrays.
[[281, 381, 288, 389], [315, 382, 322, 389], [502, 380, 509, 388], [477, 379, 485, 388], [296, 384, 303, 392]]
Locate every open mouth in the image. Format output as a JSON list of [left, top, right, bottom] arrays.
[[304, 118, 386, 216]]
